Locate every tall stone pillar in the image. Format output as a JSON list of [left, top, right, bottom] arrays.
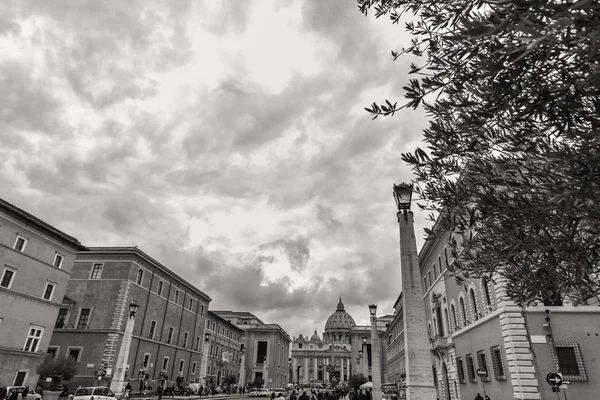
[[314, 357, 318, 380], [325, 358, 329, 383], [293, 358, 298, 383], [398, 210, 437, 400], [304, 358, 309, 384]]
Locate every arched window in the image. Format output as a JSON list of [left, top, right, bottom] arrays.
[[459, 297, 467, 325], [451, 304, 458, 331], [470, 289, 479, 320], [483, 278, 492, 308]]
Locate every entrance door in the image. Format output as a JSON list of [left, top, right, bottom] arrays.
[[442, 363, 450, 400], [14, 371, 27, 386]]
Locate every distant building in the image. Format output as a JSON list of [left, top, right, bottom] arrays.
[[420, 216, 600, 400], [383, 293, 405, 385], [290, 299, 387, 386], [204, 311, 244, 386], [49, 247, 211, 388], [0, 198, 86, 386], [212, 311, 291, 388]]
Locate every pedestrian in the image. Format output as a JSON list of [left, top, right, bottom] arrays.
[[157, 385, 163, 400], [22, 386, 30, 399], [7, 389, 18, 400], [299, 391, 310, 400], [290, 390, 297, 400], [485, 396, 490, 400], [474, 393, 484, 400], [124, 383, 132, 399], [272, 391, 276, 400], [278, 393, 286, 400]]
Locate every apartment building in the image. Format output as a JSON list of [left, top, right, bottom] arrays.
[[0, 197, 86, 386], [48, 247, 211, 388], [420, 221, 600, 400], [212, 311, 291, 388], [203, 311, 244, 386]]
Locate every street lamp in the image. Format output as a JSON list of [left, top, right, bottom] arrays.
[[393, 182, 437, 400], [369, 305, 381, 400], [111, 300, 139, 394]]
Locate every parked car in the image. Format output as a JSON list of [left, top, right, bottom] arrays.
[[0, 386, 42, 400], [74, 387, 117, 400], [248, 389, 260, 398]]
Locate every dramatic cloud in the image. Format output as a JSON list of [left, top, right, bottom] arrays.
[[0, 0, 432, 339]]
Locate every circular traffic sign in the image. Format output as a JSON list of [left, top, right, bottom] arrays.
[[546, 372, 563, 387], [476, 367, 488, 378]]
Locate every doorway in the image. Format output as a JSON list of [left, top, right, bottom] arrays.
[[442, 363, 450, 400]]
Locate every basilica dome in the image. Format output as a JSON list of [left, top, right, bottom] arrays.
[[325, 298, 356, 331], [310, 330, 321, 341]]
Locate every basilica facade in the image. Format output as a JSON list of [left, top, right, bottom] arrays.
[[290, 299, 385, 386]]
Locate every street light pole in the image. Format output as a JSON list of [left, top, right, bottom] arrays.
[[393, 183, 437, 400], [369, 305, 382, 400], [111, 301, 140, 395]]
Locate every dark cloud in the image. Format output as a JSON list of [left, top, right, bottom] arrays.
[[316, 204, 342, 232], [258, 237, 311, 273]]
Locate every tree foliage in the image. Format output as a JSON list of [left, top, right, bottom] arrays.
[[358, 0, 600, 305], [347, 374, 369, 390], [223, 374, 237, 386], [37, 356, 78, 390]]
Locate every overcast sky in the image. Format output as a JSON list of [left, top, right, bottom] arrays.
[[0, 0, 432, 339]]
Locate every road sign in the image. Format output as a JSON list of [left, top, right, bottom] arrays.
[[546, 372, 563, 387], [476, 368, 488, 378]]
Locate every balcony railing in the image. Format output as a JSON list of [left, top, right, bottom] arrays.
[[429, 336, 453, 351]]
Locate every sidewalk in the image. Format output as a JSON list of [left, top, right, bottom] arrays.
[[127, 394, 247, 400]]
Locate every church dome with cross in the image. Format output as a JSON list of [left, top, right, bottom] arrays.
[[324, 298, 356, 343]]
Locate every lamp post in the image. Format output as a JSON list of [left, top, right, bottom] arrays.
[[111, 300, 140, 394], [369, 305, 382, 400], [393, 183, 437, 400], [238, 344, 246, 387], [200, 332, 211, 388]]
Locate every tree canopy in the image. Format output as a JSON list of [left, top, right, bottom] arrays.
[[37, 356, 77, 390], [358, 0, 600, 305], [348, 374, 369, 390]]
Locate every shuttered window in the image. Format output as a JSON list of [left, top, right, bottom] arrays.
[[490, 346, 506, 380], [466, 354, 476, 383]]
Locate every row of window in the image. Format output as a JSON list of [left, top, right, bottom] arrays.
[[150, 353, 194, 375], [206, 320, 241, 342], [456, 346, 506, 384], [9, 235, 65, 268], [89, 264, 206, 315], [424, 248, 451, 290], [1, 266, 58, 301]]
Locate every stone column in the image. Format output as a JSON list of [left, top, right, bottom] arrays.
[[293, 358, 298, 383], [304, 358, 309, 384], [325, 358, 329, 383], [314, 357, 318, 381], [399, 211, 437, 400]]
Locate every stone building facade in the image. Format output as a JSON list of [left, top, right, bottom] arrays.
[[212, 311, 291, 388], [0, 198, 86, 387], [290, 299, 387, 386], [203, 311, 244, 386], [49, 247, 211, 388], [383, 293, 405, 385], [420, 220, 600, 400]]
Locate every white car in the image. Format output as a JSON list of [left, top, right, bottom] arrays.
[[74, 386, 117, 400]]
